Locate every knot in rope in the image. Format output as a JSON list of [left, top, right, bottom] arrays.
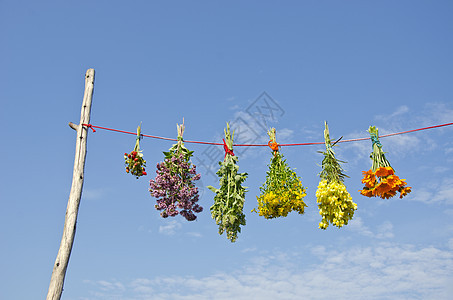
[[370, 132, 382, 148], [223, 139, 235, 158], [83, 124, 96, 132], [268, 140, 279, 155]]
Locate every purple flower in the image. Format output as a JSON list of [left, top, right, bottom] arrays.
[[192, 204, 203, 213], [149, 149, 203, 221]]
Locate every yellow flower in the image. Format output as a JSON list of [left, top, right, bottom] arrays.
[[317, 180, 356, 229]]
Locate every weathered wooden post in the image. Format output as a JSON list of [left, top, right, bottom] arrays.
[[47, 69, 95, 300]]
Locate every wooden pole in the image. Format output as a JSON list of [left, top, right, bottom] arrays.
[[47, 69, 95, 300]]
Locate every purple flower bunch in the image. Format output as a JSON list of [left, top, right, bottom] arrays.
[[150, 153, 202, 221], [149, 122, 203, 221]]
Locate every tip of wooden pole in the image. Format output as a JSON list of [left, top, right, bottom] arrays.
[[85, 69, 95, 79]]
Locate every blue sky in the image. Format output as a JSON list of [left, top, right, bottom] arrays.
[[1, 1, 453, 299]]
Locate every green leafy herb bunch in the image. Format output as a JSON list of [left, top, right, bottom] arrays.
[[208, 123, 248, 242]]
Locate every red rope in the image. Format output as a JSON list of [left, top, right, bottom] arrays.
[[82, 124, 224, 145], [223, 139, 235, 158], [81, 122, 453, 147], [279, 122, 453, 146], [83, 124, 96, 132]]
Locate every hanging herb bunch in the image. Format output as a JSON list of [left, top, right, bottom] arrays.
[[208, 123, 248, 242], [252, 128, 307, 219], [149, 120, 203, 221], [359, 126, 411, 199], [316, 122, 357, 229], [124, 124, 147, 178]]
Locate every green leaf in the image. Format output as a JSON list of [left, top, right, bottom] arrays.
[[207, 186, 218, 193]]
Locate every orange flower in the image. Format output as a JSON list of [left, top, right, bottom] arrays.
[[362, 169, 373, 177], [399, 186, 411, 198], [385, 175, 399, 187], [382, 190, 397, 199], [385, 166, 394, 175], [361, 169, 376, 188], [359, 188, 374, 197], [375, 166, 394, 177], [375, 181, 393, 195], [361, 126, 412, 200], [360, 167, 410, 199]]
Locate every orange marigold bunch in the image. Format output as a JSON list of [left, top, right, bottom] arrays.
[[360, 167, 411, 199], [359, 126, 411, 199]]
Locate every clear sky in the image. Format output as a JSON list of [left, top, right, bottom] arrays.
[[1, 1, 453, 299]]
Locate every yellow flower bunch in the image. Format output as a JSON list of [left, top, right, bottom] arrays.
[[359, 126, 411, 199], [255, 177, 307, 219], [316, 180, 357, 229], [316, 122, 357, 229], [252, 128, 307, 219]]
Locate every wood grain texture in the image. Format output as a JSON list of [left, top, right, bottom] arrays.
[[47, 69, 95, 300]]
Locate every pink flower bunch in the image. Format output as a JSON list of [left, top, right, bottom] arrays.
[[150, 153, 202, 221], [149, 122, 202, 221]]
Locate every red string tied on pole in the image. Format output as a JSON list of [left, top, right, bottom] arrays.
[[83, 123, 96, 132], [223, 139, 235, 158]]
